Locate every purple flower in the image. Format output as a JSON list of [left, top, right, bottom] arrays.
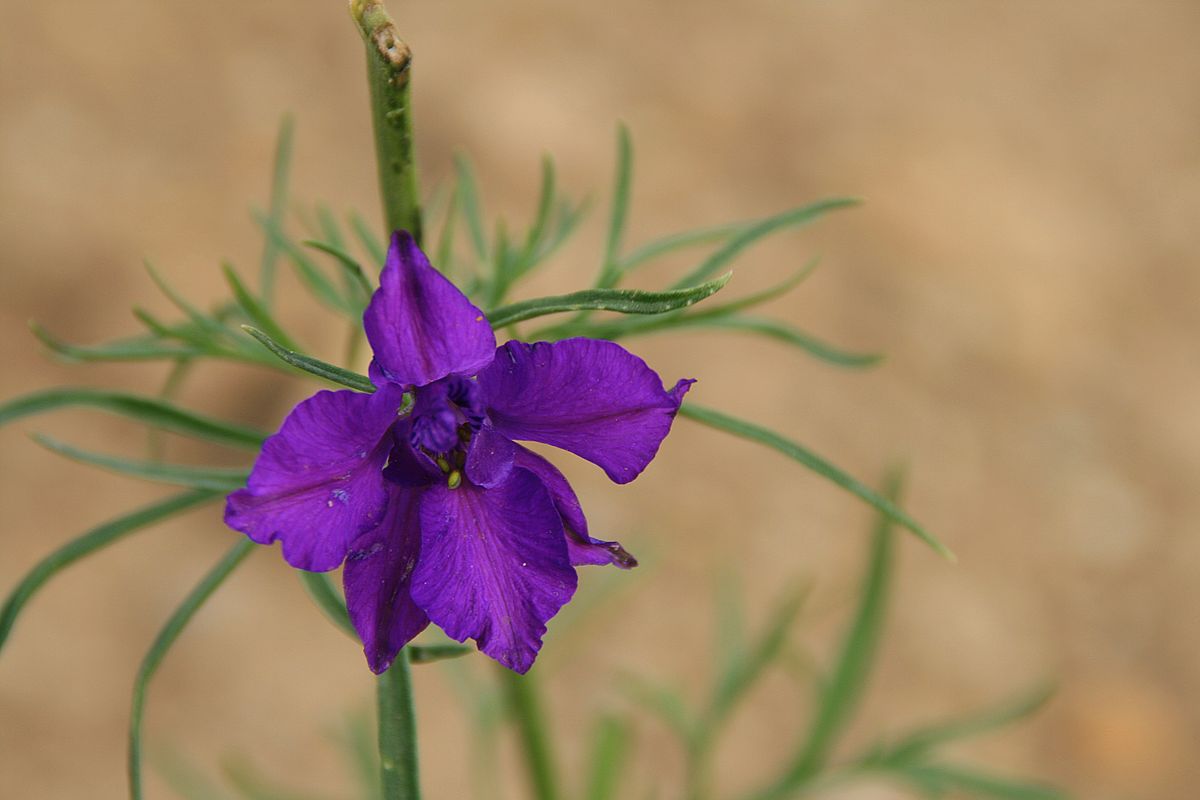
[[225, 232, 692, 673]]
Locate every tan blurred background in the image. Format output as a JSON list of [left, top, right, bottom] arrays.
[[2, 1, 1198, 798]]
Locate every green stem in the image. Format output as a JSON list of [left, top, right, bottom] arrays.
[[351, 0, 422, 242], [351, 4, 425, 799], [377, 654, 421, 800], [500, 668, 561, 800]]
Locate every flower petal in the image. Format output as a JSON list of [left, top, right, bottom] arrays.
[[364, 231, 496, 387], [478, 338, 694, 484], [465, 424, 516, 488], [411, 468, 576, 672], [224, 386, 407, 571], [344, 484, 430, 674], [513, 446, 638, 569]]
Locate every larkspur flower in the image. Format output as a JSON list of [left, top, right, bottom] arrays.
[[225, 232, 692, 673]]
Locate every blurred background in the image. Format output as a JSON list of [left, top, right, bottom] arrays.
[[1, 1, 1197, 798]]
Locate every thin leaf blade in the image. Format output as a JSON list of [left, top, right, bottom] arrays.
[[678, 404, 951, 559], [486, 272, 732, 329], [0, 388, 266, 450], [0, 490, 220, 654], [241, 326, 375, 392]]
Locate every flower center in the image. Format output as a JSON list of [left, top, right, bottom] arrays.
[[408, 375, 485, 463]]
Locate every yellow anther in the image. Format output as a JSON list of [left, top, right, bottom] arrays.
[[447, 470, 462, 489]]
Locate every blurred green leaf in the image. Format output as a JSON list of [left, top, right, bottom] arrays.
[[30, 324, 202, 362], [151, 746, 235, 800], [883, 684, 1056, 764], [707, 582, 809, 731], [253, 211, 356, 316], [219, 757, 340, 800], [500, 668, 562, 800], [486, 272, 732, 328], [685, 316, 883, 368], [32, 434, 248, 491], [302, 240, 374, 307], [678, 405, 951, 559], [297, 571, 356, 639], [129, 539, 256, 800], [896, 764, 1066, 800], [241, 326, 375, 392], [454, 155, 490, 262], [222, 263, 301, 352], [0, 388, 266, 450], [598, 124, 634, 288], [619, 676, 693, 744], [143, 260, 234, 343], [748, 471, 901, 800], [521, 156, 557, 268], [0, 490, 220, 654], [434, 182, 461, 275], [618, 220, 747, 274], [332, 710, 382, 800], [350, 210, 388, 266], [670, 198, 858, 289], [259, 115, 295, 305], [583, 715, 633, 800]]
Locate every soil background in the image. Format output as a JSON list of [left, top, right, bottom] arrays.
[[2, 1, 1197, 798]]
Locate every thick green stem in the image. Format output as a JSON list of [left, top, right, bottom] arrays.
[[350, 4, 424, 798], [351, 0, 422, 242], [500, 668, 561, 800], [377, 654, 421, 800]]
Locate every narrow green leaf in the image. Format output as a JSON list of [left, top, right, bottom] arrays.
[[32, 434, 248, 491], [897, 764, 1066, 800], [708, 582, 809, 727], [143, 260, 233, 342], [408, 643, 473, 664], [315, 204, 347, 251], [749, 472, 902, 800], [0, 388, 266, 450], [486, 272, 732, 329], [333, 711, 382, 800], [797, 473, 898, 772], [297, 571, 356, 639], [454, 155, 490, 262], [598, 124, 634, 288], [619, 676, 693, 744], [0, 490, 220, 654], [253, 211, 355, 316], [434, 183, 461, 274], [128, 539, 255, 800], [678, 405, 951, 559], [685, 316, 884, 368], [886, 684, 1056, 763], [499, 668, 562, 800], [349, 210, 388, 266], [521, 155, 557, 268], [221, 263, 300, 351], [583, 715, 633, 800], [219, 757, 340, 800], [131, 308, 219, 353], [618, 221, 747, 274], [31, 323, 202, 362], [259, 115, 295, 305], [302, 240, 374, 304], [151, 748, 235, 800], [670, 198, 859, 289], [566, 261, 818, 341], [241, 326, 375, 392]]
